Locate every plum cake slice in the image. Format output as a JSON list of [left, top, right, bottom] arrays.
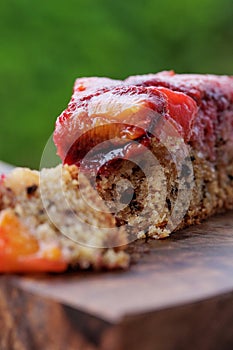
[[0, 165, 129, 272], [54, 71, 233, 239]]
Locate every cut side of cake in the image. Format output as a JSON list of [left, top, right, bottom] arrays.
[[54, 71, 233, 239], [0, 165, 129, 273]]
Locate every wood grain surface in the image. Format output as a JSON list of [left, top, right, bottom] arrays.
[[0, 162, 233, 350]]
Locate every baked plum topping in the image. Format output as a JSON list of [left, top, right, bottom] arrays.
[[54, 83, 197, 170]]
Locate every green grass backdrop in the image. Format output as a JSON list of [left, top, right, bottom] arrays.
[[0, 0, 233, 168]]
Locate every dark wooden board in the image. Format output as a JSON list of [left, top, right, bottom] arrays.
[[0, 162, 233, 349]]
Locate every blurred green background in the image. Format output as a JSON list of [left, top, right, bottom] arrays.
[[0, 0, 233, 168]]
